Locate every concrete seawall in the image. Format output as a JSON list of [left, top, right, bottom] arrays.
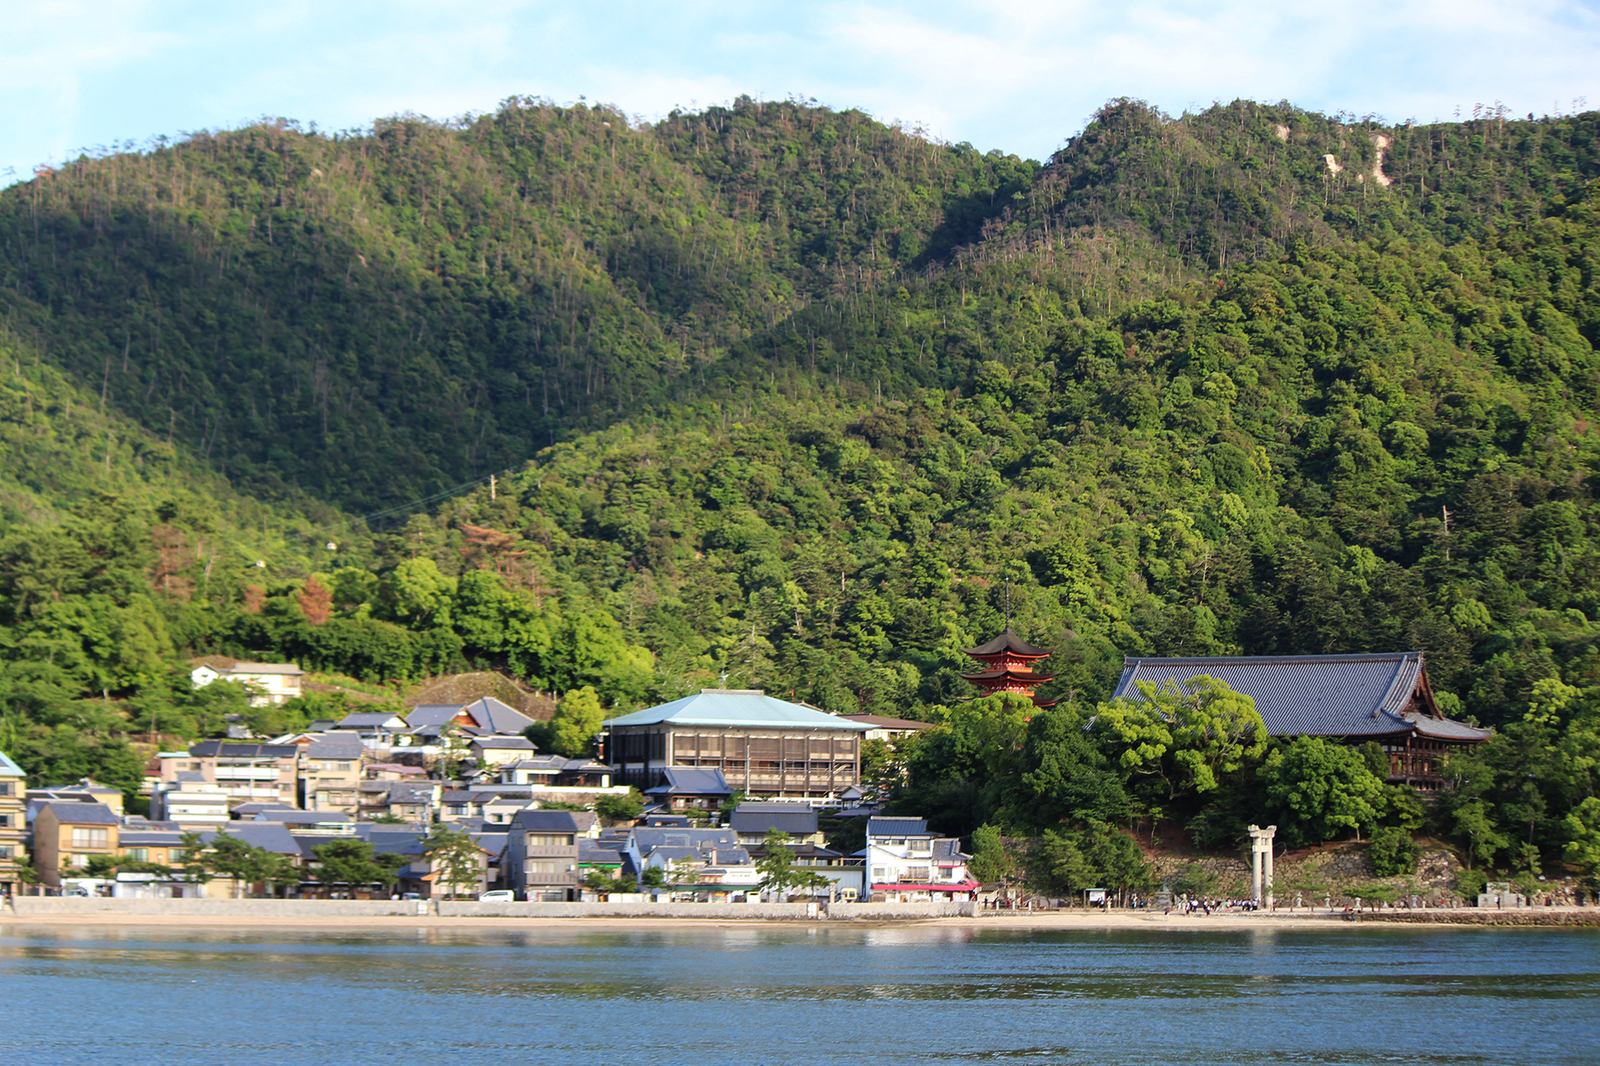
[[9, 898, 977, 921], [11, 898, 430, 918]]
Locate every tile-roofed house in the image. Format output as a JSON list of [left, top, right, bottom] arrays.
[[505, 809, 582, 900], [161, 742, 299, 809], [643, 767, 733, 813], [469, 736, 536, 769], [622, 825, 758, 895], [301, 734, 366, 816], [728, 802, 824, 846], [0, 751, 26, 894], [30, 802, 121, 887], [841, 714, 933, 742], [190, 659, 304, 706], [865, 816, 976, 902], [1111, 652, 1493, 789], [406, 697, 536, 737], [603, 689, 869, 800]]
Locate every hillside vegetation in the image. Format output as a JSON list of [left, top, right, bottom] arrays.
[[2, 96, 1599, 887]]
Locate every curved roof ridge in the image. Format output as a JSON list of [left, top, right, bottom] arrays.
[[963, 629, 1052, 658]]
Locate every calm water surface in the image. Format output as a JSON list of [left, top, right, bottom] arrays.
[[0, 923, 1596, 1065]]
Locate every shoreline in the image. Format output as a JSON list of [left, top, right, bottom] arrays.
[[5, 907, 1597, 933]]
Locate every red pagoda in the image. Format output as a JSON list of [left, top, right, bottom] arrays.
[[961, 629, 1056, 707]]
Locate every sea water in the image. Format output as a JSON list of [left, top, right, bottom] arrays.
[[0, 923, 1595, 1065]]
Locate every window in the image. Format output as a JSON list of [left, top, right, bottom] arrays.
[[0, 846, 11, 859], [903, 866, 930, 882], [524, 834, 573, 847], [0, 814, 10, 827], [70, 828, 109, 849], [871, 866, 888, 881], [335, 762, 352, 771], [126, 848, 149, 862], [189, 762, 203, 771], [526, 861, 565, 875], [0, 782, 12, 795]]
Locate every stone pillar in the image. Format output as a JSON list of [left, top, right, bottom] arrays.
[[1247, 825, 1276, 909]]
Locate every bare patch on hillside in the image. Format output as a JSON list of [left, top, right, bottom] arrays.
[[405, 671, 556, 720]]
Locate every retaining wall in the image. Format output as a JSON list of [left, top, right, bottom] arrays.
[[7, 897, 976, 921], [438, 901, 817, 920], [10, 898, 429, 918], [828, 901, 976, 920]]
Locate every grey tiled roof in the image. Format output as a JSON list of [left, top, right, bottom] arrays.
[[1112, 653, 1493, 741], [643, 767, 731, 796], [201, 823, 298, 853], [631, 827, 740, 855], [190, 741, 298, 758], [867, 817, 929, 837], [509, 809, 581, 833], [306, 736, 365, 759], [38, 802, 121, 825], [730, 802, 818, 836], [932, 838, 970, 862]]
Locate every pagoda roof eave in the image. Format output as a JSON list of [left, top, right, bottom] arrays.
[[962, 670, 1057, 684], [961, 628, 1052, 659]]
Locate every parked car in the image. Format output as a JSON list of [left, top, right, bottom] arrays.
[[477, 890, 516, 902]]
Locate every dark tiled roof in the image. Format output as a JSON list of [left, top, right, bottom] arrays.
[[1112, 653, 1492, 741], [642, 767, 731, 796], [253, 809, 352, 824], [201, 823, 298, 853], [730, 802, 819, 837], [962, 629, 1051, 658], [867, 817, 929, 837], [38, 802, 120, 825], [472, 736, 534, 750], [509, 809, 581, 833], [932, 838, 970, 862], [306, 736, 366, 759], [461, 697, 536, 735], [190, 741, 298, 758], [632, 827, 740, 854]]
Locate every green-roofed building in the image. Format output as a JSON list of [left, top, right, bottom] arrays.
[[602, 689, 871, 800]]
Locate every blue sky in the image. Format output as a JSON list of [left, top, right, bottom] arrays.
[[5, 0, 1600, 185]]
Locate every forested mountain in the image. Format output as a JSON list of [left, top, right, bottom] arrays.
[[3, 96, 1600, 881]]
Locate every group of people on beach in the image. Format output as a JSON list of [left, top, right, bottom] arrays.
[[1167, 896, 1260, 916]]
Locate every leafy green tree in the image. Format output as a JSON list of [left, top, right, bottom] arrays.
[[311, 839, 387, 891], [1094, 676, 1267, 799], [207, 831, 298, 898], [1260, 737, 1385, 846], [595, 790, 645, 823], [1563, 797, 1600, 892], [1367, 826, 1421, 877], [755, 828, 831, 896], [968, 824, 1012, 885], [545, 685, 605, 756], [1170, 863, 1218, 899], [1028, 830, 1095, 900], [423, 823, 482, 899]]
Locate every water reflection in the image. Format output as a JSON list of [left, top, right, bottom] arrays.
[[0, 924, 1595, 1065]]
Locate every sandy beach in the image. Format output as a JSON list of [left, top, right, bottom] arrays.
[[5, 907, 1593, 933]]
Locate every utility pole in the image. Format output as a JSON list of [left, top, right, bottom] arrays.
[[490, 474, 496, 501]]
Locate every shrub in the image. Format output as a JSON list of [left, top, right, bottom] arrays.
[[1367, 826, 1420, 877]]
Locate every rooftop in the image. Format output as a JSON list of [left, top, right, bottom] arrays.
[[604, 690, 870, 731], [962, 629, 1052, 659], [1112, 653, 1493, 741]]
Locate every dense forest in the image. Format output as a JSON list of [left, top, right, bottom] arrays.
[[3, 95, 1599, 887]]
